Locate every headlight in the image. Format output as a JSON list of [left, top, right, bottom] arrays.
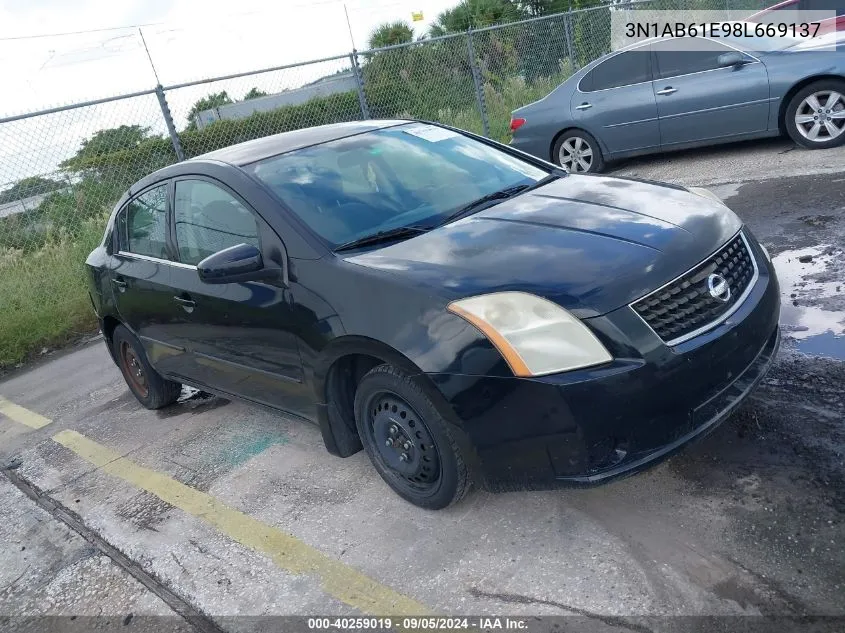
[[447, 291, 612, 377], [687, 187, 724, 204]]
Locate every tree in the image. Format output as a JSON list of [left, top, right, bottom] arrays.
[[62, 125, 152, 165], [518, 0, 569, 14], [428, 0, 524, 36], [569, 0, 604, 8], [568, 0, 611, 66], [368, 21, 415, 48], [59, 124, 156, 180], [243, 87, 268, 100], [0, 176, 65, 204], [513, 0, 608, 75], [518, 0, 605, 13], [59, 124, 170, 187], [185, 91, 233, 130]]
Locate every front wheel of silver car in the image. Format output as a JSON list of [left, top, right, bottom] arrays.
[[553, 130, 605, 174], [785, 80, 845, 150]]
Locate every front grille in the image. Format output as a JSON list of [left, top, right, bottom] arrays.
[[632, 232, 757, 345]]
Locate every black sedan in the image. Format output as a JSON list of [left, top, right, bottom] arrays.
[[86, 120, 781, 509]]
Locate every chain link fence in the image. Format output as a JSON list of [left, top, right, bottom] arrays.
[[0, 0, 772, 366], [163, 54, 364, 159]]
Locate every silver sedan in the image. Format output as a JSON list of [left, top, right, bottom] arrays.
[[509, 31, 845, 173]]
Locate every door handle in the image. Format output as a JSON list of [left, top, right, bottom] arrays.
[[656, 87, 677, 96], [112, 278, 127, 291], [576, 103, 592, 110], [173, 296, 196, 312]]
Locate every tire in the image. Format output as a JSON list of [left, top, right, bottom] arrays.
[[353, 364, 470, 510], [112, 325, 181, 410], [553, 129, 605, 173], [784, 80, 845, 150]]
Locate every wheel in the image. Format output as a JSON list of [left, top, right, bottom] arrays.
[[785, 80, 845, 149], [553, 130, 605, 173], [112, 325, 181, 409], [353, 364, 470, 509]]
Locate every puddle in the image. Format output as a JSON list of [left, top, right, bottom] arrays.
[[793, 332, 845, 360], [770, 245, 845, 360]]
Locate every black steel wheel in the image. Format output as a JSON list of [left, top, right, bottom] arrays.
[[354, 364, 470, 509], [112, 325, 181, 410], [368, 393, 441, 492]]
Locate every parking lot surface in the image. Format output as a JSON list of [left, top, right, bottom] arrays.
[[609, 138, 845, 188], [1, 142, 843, 629], [0, 475, 189, 630]]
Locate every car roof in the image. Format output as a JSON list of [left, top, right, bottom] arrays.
[[117, 119, 418, 208], [192, 119, 412, 166]]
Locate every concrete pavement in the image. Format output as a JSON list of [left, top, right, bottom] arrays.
[[0, 476, 191, 632], [0, 149, 843, 630]]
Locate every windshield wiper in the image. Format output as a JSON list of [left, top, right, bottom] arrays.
[[436, 174, 564, 227], [523, 172, 563, 192], [435, 184, 530, 227], [335, 174, 565, 250], [334, 225, 429, 252]]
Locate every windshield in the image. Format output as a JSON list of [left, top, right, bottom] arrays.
[[247, 123, 549, 249]]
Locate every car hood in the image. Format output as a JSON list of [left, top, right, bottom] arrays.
[[345, 175, 742, 318]]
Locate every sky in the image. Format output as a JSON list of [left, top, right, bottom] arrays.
[[0, 0, 459, 116], [0, 0, 459, 185]]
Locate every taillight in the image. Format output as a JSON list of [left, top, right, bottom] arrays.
[[510, 117, 526, 133]]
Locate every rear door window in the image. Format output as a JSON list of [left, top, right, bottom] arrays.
[[118, 184, 170, 259], [652, 38, 743, 80], [581, 50, 651, 92]]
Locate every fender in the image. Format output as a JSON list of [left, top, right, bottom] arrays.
[[312, 335, 481, 478], [313, 335, 428, 458]]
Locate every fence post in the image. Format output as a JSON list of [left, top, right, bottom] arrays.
[[155, 85, 185, 162], [466, 29, 490, 138], [564, 9, 578, 72], [350, 50, 370, 120]]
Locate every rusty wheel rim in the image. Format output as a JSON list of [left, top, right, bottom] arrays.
[[120, 341, 148, 399]]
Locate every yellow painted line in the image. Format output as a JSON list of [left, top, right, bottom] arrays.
[[0, 396, 52, 429], [52, 429, 430, 616]]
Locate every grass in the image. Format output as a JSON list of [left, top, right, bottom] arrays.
[[0, 221, 103, 369], [430, 71, 574, 143]]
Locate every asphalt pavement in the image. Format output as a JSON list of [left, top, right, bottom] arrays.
[[1, 140, 843, 632], [609, 137, 845, 188]]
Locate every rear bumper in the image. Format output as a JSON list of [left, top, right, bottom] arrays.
[[508, 135, 550, 162], [427, 242, 781, 491]]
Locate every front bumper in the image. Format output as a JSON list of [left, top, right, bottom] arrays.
[[427, 240, 781, 491]]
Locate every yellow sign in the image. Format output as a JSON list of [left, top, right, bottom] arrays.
[[411, 11, 424, 21]]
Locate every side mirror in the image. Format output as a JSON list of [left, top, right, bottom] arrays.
[[197, 243, 284, 285], [717, 52, 748, 68]]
